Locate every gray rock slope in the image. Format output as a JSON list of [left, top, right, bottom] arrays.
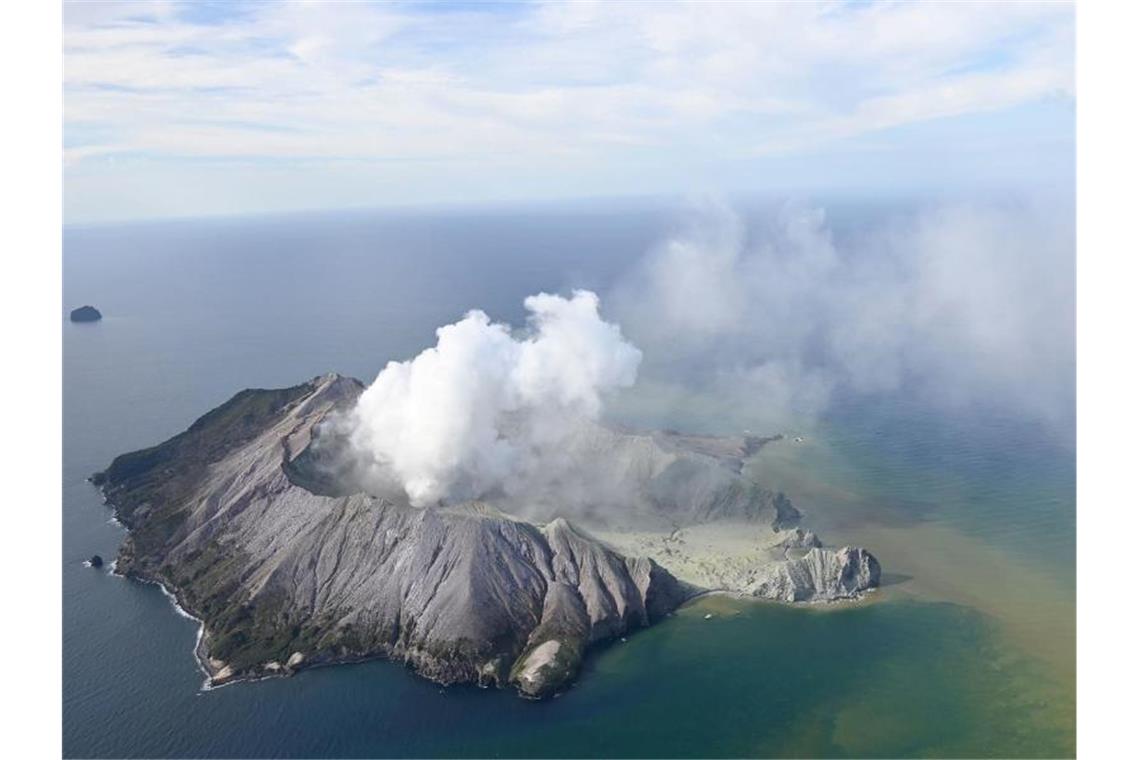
[[747, 546, 881, 602], [95, 373, 879, 697], [97, 374, 689, 697]]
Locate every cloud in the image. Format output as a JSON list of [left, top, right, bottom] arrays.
[[348, 290, 640, 506], [63, 1, 1074, 221], [610, 197, 1074, 432], [336, 194, 1071, 515]]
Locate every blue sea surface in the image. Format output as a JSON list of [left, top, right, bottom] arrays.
[[63, 205, 1074, 757]]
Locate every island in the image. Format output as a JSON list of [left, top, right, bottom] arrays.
[[70, 305, 102, 322], [93, 374, 880, 698]]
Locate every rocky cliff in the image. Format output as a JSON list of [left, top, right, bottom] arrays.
[[747, 546, 881, 602], [96, 373, 879, 698]]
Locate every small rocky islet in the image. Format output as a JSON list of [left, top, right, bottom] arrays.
[[93, 373, 880, 698], [69, 305, 102, 322]]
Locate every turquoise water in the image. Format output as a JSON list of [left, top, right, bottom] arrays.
[[63, 205, 1074, 757]]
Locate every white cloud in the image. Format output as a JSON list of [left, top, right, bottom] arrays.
[[349, 290, 641, 506], [611, 197, 1075, 432], [63, 1, 1074, 220]]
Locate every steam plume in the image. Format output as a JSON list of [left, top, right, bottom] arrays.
[[346, 196, 1073, 511], [611, 197, 1075, 433], [349, 290, 640, 506]]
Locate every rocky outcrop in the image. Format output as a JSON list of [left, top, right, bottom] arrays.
[[504, 517, 693, 697], [95, 372, 878, 698], [747, 546, 881, 602], [70, 305, 102, 322], [777, 528, 822, 551]]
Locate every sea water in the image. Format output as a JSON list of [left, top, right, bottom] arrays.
[[63, 203, 1074, 757]]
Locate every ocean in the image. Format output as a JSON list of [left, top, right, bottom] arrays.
[[63, 202, 1075, 757]]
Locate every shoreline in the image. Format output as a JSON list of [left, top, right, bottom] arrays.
[[92, 459, 879, 696], [96, 484, 221, 691], [746, 435, 1076, 683]]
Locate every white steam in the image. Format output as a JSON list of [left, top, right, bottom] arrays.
[[345, 196, 1073, 510], [611, 197, 1075, 433], [349, 290, 641, 506]]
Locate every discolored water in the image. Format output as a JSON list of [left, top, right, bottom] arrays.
[[63, 205, 1074, 757]]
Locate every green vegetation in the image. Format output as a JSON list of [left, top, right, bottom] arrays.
[[97, 382, 311, 584], [97, 383, 317, 674], [98, 383, 312, 525]]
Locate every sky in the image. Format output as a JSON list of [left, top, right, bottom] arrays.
[[63, 0, 1075, 224]]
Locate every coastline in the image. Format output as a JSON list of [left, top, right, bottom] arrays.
[[101, 514, 218, 690], [97, 481, 232, 691], [747, 435, 1076, 683], [98, 485, 875, 696]]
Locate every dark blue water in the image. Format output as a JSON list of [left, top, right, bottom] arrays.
[[63, 205, 1074, 757]]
